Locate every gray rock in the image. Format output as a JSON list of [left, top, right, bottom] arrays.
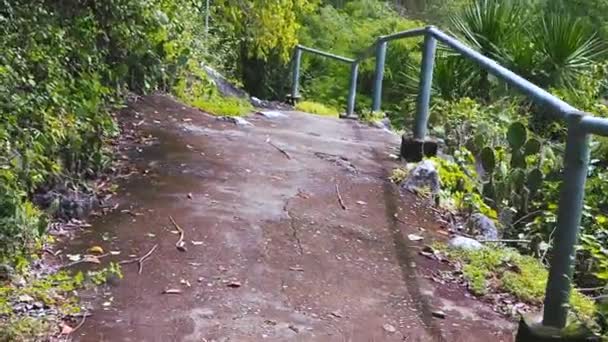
[[403, 160, 440, 195], [467, 213, 499, 240], [202, 65, 249, 99], [0, 264, 14, 281], [251, 96, 264, 107], [33, 188, 98, 220], [257, 111, 286, 119], [448, 236, 483, 251], [216, 116, 253, 126]]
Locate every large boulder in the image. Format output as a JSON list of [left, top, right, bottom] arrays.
[[448, 236, 483, 251], [202, 65, 249, 99], [467, 213, 499, 240], [402, 160, 440, 196]]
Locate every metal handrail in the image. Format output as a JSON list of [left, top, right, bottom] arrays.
[[290, 25, 608, 330]]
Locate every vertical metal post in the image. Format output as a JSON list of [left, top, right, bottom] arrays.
[[372, 40, 388, 112], [346, 62, 359, 117], [291, 48, 302, 100], [413, 32, 437, 140], [543, 112, 590, 328]]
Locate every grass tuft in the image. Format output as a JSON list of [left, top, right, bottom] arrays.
[[295, 101, 340, 117]]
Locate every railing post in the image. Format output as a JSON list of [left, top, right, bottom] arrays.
[[413, 30, 437, 140], [345, 62, 359, 117], [372, 40, 388, 112], [291, 47, 302, 100], [542, 112, 590, 328]]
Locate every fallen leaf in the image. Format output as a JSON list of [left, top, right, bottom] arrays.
[[18, 294, 34, 303], [383, 323, 396, 333], [407, 234, 424, 242], [227, 281, 241, 288], [330, 311, 343, 318], [176, 241, 187, 252], [162, 289, 183, 295], [432, 310, 446, 319], [264, 319, 277, 326], [82, 255, 101, 264], [88, 246, 104, 254], [60, 322, 74, 335], [67, 254, 81, 262]]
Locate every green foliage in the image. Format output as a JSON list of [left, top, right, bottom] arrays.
[[0, 0, 210, 256], [296, 101, 340, 117], [442, 244, 596, 320], [297, 0, 423, 117]]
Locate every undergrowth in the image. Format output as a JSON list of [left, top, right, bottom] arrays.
[[437, 243, 596, 323], [295, 101, 340, 117], [0, 263, 122, 341]]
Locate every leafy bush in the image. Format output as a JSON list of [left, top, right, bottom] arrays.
[[295, 101, 340, 117], [0, 0, 208, 257]]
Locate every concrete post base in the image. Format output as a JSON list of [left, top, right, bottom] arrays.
[[515, 314, 598, 342], [340, 113, 358, 120], [400, 135, 438, 162]]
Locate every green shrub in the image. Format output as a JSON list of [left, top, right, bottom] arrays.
[[0, 0, 208, 257], [296, 101, 340, 117]]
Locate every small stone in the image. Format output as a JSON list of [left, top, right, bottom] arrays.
[[0, 264, 15, 281], [448, 236, 483, 251], [383, 323, 397, 333], [17, 294, 34, 303], [432, 310, 446, 319]]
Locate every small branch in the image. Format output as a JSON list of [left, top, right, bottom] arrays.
[[267, 140, 291, 160], [137, 244, 158, 274], [479, 239, 531, 244], [60, 253, 109, 269], [577, 286, 607, 293], [335, 183, 347, 210], [71, 310, 88, 334], [510, 210, 543, 228], [169, 216, 186, 251], [119, 244, 158, 275]]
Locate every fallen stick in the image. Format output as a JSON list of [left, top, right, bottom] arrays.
[[479, 239, 531, 244], [335, 183, 347, 210], [60, 253, 109, 269], [70, 310, 88, 334], [119, 244, 158, 275], [266, 139, 291, 160], [169, 216, 186, 251]]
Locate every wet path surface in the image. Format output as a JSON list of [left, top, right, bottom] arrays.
[[70, 95, 514, 341]]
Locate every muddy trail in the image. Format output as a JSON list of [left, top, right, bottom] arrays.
[[66, 95, 514, 341]]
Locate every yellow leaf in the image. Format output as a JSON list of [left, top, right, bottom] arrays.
[[88, 246, 104, 254]]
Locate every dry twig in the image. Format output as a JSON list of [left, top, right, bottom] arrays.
[[119, 244, 158, 275], [335, 183, 347, 210], [266, 138, 291, 159], [169, 215, 186, 251]]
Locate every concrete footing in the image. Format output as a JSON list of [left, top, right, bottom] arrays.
[[515, 314, 598, 342], [400, 135, 438, 162]]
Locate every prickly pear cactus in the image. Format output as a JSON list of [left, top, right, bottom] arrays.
[[479, 122, 544, 214]]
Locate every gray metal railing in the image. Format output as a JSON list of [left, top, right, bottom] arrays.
[[290, 25, 608, 330]]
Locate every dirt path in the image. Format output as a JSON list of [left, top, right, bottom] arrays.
[[68, 95, 514, 341]]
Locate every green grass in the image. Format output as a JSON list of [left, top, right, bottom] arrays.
[[438, 244, 596, 321], [0, 262, 122, 341], [191, 96, 253, 117], [295, 101, 340, 117]]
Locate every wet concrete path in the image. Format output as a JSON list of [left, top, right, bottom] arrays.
[[71, 95, 514, 341]]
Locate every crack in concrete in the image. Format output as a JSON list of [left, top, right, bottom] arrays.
[[283, 199, 303, 255]]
